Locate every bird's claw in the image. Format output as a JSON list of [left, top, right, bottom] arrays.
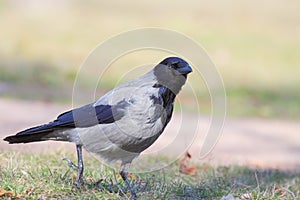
[[75, 178, 84, 189], [62, 158, 79, 170], [62, 157, 85, 188]]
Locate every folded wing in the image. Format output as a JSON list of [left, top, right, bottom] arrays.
[[4, 100, 129, 143]]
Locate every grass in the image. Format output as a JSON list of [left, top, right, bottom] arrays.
[[0, 151, 299, 199]]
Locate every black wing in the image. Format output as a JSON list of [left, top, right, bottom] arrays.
[[11, 100, 130, 137]]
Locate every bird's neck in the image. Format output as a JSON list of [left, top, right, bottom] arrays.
[[156, 85, 176, 108], [151, 83, 176, 126]]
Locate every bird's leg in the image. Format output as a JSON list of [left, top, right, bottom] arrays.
[[120, 162, 137, 199], [62, 145, 84, 188], [75, 144, 84, 188]]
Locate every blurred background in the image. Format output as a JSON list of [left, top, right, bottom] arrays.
[[0, 0, 299, 169], [1, 0, 300, 117]]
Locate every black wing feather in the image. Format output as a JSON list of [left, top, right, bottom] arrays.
[[6, 100, 129, 139]]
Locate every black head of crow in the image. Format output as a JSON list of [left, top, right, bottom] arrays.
[[4, 56, 192, 199], [154, 57, 192, 93]]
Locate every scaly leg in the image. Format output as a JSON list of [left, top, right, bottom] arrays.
[[120, 162, 137, 199], [63, 145, 84, 188]]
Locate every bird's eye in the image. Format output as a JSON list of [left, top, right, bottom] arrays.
[[171, 62, 180, 69]]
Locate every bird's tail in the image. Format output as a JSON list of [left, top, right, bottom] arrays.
[[4, 122, 63, 144], [4, 132, 53, 144]]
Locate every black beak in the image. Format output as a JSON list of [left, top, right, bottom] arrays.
[[177, 65, 193, 75]]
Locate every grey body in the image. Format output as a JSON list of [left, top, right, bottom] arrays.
[[67, 70, 166, 164]]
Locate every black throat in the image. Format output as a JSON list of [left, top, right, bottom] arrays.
[[151, 83, 176, 125]]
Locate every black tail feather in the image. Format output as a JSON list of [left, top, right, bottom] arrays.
[[4, 132, 53, 144], [4, 121, 61, 144]]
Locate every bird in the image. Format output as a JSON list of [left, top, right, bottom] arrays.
[[4, 57, 192, 199]]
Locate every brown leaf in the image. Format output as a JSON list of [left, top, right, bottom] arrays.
[[179, 151, 197, 176], [0, 188, 15, 197], [274, 184, 287, 195]]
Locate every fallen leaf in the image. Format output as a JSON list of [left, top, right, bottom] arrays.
[[0, 188, 15, 197], [274, 184, 287, 195], [179, 151, 197, 176]]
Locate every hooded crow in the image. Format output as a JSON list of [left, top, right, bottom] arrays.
[[4, 57, 192, 198]]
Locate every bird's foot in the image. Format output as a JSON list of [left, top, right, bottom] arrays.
[[120, 174, 137, 199], [127, 185, 137, 200], [62, 157, 85, 188], [62, 157, 79, 170], [75, 177, 84, 189]]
